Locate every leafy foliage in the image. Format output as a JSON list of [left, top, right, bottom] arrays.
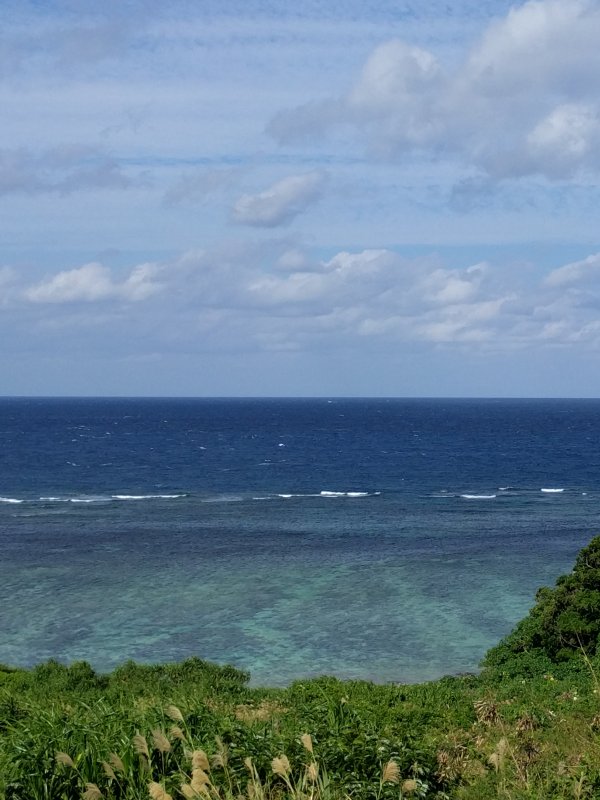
[[483, 535, 600, 674], [3, 538, 600, 798]]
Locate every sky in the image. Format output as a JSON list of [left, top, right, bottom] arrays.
[[1, 0, 600, 397]]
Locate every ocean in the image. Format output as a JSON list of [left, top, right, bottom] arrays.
[[1, 397, 599, 685]]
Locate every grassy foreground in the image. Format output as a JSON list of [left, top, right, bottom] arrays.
[[3, 539, 600, 799]]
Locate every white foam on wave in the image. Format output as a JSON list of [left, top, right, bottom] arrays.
[[70, 496, 112, 503], [39, 496, 71, 502], [112, 494, 186, 500], [320, 490, 379, 498], [460, 494, 497, 500], [0, 497, 23, 504], [541, 488, 564, 493]]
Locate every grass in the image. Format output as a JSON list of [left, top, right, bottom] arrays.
[[3, 537, 600, 799]]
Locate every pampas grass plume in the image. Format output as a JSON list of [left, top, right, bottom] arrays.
[[133, 734, 150, 759], [192, 750, 210, 771], [55, 752, 75, 768], [382, 760, 400, 783], [149, 782, 173, 800], [301, 733, 313, 754], [191, 768, 210, 791], [101, 761, 116, 779], [271, 754, 291, 777], [170, 724, 186, 741], [152, 728, 172, 753], [166, 704, 185, 723], [109, 752, 125, 773], [83, 783, 103, 800]]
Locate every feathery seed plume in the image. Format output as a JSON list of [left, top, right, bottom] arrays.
[[382, 760, 400, 784], [109, 752, 125, 773], [401, 778, 418, 794], [148, 782, 173, 800], [55, 752, 75, 768], [133, 734, 150, 759], [271, 754, 291, 777], [192, 750, 210, 771], [101, 761, 116, 779], [83, 783, 103, 800], [152, 728, 172, 753], [300, 733, 313, 753], [170, 724, 186, 741], [191, 768, 210, 791], [166, 704, 185, 723]]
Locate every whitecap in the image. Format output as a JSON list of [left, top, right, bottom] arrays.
[[112, 494, 186, 500], [541, 488, 564, 493], [346, 492, 370, 498], [0, 497, 23, 504], [460, 494, 497, 500], [320, 491, 345, 497]]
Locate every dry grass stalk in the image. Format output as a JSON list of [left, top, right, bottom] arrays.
[[306, 762, 319, 783], [488, 737, 509, 773], [381, 760, 400, 784], [152, 728, 172, 753], [149, 782, 173, 800], [109, 752, 125, 773], [437, 745, 469, 782], [474, 698, 500, 726], [82, 783, 103, 800], [55, 752, 75, 768], [166, 704, 185, 723], [133, 733, 150, 759], [301, 733, 313, 754], [192, 750, 210, 771], [180, 785, 196, 800], [271, 754, 291, 777], [234, 700, 284, 724]]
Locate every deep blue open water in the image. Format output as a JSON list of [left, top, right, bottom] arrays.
[[1, 397, 600, 685]]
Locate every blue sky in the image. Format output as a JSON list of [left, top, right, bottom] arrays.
[[1, 0, 600, 396]]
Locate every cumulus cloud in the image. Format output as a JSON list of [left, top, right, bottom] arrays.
[[15, 244, 600, 353], [269, 0, 600, 180], [232, 172, 326, 227], [25, 262, 162, 303], [0, 145, 134, 195]]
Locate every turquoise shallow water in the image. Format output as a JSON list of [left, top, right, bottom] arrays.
[[1, 398, 599, 684]]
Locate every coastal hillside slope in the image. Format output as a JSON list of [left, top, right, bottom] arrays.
[[3, 538, 600, 799]]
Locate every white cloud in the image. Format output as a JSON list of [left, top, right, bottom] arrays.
[[269, 0, 600, 180], [232, 172, 325, 227], [0, 145, 134, 195], [545, 253, 600, 288], [25, 262, 162, 304], [13, 238, 600, 358]]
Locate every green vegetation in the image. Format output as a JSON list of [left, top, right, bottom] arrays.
[[3, 538, 600, 799]]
